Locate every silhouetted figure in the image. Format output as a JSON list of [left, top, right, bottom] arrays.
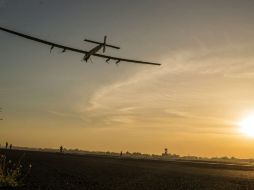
[[120, 151, 123, 157], [60, 145, 63, 153], [5, 142, 8, 149], [9, 144, 12, 150]]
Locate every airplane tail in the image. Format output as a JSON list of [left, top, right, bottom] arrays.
[[84, 36, 120, 53], [103, 36, 107, 53]]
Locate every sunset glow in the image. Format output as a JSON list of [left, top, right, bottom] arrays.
[[238, 113, 254, 138]]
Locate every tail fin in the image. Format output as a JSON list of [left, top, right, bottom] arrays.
[[84, 36, 120, 52], [103, 36, 107, 53]]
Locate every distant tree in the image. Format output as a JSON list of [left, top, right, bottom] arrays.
[[59, 145, 63, 153], [162, 148, 169, 156], [133, 152, 142, 156]]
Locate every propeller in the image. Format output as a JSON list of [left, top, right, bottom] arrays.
[[116, 60, 121, 64], [50, 45, 54, 53], [103, 35, 107, 53], [106, 58, 110, 63]]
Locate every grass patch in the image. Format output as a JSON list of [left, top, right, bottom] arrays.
[[0, 153, 32, 188]]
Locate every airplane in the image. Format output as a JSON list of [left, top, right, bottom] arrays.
[[83, 36, 120, 62], [0, 26, 161, 66]]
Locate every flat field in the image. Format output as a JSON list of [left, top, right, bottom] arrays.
[[1, 149, 254, 190]]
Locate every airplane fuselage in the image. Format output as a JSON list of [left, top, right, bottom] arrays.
[[83, 44, 103, 62]]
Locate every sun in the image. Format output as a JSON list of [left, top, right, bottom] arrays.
[[238, 113, 254, 138]]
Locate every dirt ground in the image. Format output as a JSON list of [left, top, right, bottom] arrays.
[[1, 149, 254, 190]]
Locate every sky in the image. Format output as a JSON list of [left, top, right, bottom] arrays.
[[1, 0, 254, 158]]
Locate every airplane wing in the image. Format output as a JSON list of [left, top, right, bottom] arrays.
[[0, 26, 161, 66], [93, 53, 160, 65]]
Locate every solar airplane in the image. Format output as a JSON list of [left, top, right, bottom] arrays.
[[0, 27, 161, 66]]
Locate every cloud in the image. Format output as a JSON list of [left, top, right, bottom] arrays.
[[75, 41, 254, 129], [108, 115, 134, 124], [48, 110, 88, 122], [87, 45, 253, 99]]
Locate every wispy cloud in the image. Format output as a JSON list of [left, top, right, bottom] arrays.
[[48, 110, 89, 122], [76, 42, 254, 129]]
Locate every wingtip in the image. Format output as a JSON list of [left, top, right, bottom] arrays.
[[150, 63, 161, 66]]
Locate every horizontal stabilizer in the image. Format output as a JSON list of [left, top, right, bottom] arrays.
[[84, 39, 120, 50]]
